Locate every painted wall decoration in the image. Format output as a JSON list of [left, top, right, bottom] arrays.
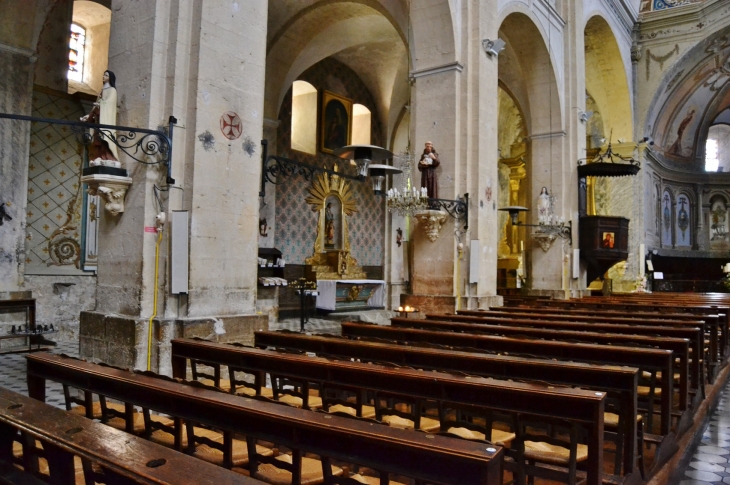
[[675, 194, 691, 246], [661, 189, 673, 247], [25, 88, 94, 274], [710, 197, 728, 247], [275, 58, 384, 267], [220, 112, 242, 140]]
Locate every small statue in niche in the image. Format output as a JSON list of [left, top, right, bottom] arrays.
[[81, 70, 120, 168], [418, 141, 440, 199], [396, 227, 403, 247], [325, 202, 335, 247], [537, 187, 551, 224], [259, 218, 268, 237]]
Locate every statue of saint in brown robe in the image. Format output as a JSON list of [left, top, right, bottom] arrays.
[[418, 141, 440, 199]]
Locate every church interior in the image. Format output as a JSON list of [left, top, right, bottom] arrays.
[[3, 0, 730, 484]]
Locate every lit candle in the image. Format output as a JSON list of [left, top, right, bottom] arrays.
[[398, 306, 403, 312], [520, 240, 524, 252]]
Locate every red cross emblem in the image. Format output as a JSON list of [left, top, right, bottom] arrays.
[[220, 112, 242, 140]]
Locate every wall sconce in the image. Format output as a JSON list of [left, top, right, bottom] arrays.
[[498, 205, 572, 252], [579, 110, 593, 123], [482, 38, 506, 57]]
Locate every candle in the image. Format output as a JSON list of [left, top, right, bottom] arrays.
[[520, 240, 524, 252], [398, 306, 403, 312]]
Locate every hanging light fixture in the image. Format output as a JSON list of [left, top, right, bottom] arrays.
[[385, 151, 429, 216]]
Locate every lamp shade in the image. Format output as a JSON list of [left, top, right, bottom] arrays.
[[368, 164, 402, 196], [333, 144, 394, 162], [498, 206, 529, 225]]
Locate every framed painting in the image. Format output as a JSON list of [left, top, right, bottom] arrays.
[[601, 232, 615, 249], [320, 90, 352, 154]]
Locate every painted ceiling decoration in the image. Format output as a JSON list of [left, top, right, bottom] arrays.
[[648, 32, 730, 172]]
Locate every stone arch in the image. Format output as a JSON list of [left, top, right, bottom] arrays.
[[584, 15, 633, 143], [264, 0, 409, 141], [409, 0, 457, 71], [498, 12, 562, 138]]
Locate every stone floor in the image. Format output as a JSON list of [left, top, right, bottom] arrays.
[[675, 389, 730, 485]]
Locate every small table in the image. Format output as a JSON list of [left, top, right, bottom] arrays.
[[0, 299, 54, 353]]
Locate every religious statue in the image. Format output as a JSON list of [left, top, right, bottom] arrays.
[[418, 141, 440, 199], [81, 70, 119, 167], [325, 202, 335, 246], [537, 187, 551, 224]]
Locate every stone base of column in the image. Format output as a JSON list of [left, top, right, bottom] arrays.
[[80, 311, 268, 375], [524, 289, 590, 299], [472, 295, 504, 309], [400, 294, 456, 317]]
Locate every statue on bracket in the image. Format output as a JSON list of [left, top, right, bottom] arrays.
[[81, 70, 120, 168], [418, 141, 440, 198], [304, 168, 366, 280]]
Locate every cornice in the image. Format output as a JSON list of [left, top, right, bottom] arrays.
[[410, 61, 464, 80], [0, 43, 36, 60], [646, 148, 730, 185], [637, 0, 730, 44]]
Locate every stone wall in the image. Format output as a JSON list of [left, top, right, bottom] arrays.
[[24, 274, 96, 341]]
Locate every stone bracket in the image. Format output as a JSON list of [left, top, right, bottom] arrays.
[[80, 174, 133, 216], [415, 210, 448, 242]]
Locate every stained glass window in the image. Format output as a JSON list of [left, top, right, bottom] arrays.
[[68, 23, 86, 82]]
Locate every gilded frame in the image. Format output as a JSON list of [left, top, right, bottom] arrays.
[[320, 90, 352, 154]]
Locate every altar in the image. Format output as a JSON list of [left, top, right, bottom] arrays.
[[316, 280, 385, 312]]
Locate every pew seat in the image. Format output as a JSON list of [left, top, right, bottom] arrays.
[[524, 441, 589, 466], [277, 394, 323, 409], [251, 454, 342, 485], [327, 403, 377, 419], [350, 473, 406, 485], [68, 400, 173, 434], [238, 386, 275, 398], [380, 413, 441, 432], [447, 426, 516, 446]]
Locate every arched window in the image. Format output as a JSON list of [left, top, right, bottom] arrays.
[[352, 104, 371, 145], [291, 81, 317, 154], [68, 23, 86, 82], [706, 124, 730, 172]]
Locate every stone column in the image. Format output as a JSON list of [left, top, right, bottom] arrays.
[[403, 0, 501, 314], [0, 46, 35, 291], [80, 0, 268, 373]]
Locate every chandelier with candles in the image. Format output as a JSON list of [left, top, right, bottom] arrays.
[[386, 151, 429, 216]]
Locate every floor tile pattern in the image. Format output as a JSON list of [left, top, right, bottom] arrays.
[[677, 389, 730, 485], [0, 341, 78, 409]]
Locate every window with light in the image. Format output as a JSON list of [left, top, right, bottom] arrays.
[[68, 23, 86, 82]]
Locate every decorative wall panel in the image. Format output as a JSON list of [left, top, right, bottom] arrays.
[[675, 193, 691, 246], [25, 88, 90, 274], [275, 58, 384, 266], [661, 189, 673, 246]]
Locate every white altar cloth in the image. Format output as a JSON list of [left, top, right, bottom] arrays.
[[315, 279, 385, 311]]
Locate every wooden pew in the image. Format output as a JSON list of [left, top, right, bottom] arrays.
[[549, 298, 725, 359], [340, 321, 676, 436], [506, 299, 724, 379], [171, 337, 609, 484], [25, 352, 503, 485], [0, 387, 260, 485], [451, 309, 704, 399], [403, 316, 692, 411], [250, 331, 639, 476]]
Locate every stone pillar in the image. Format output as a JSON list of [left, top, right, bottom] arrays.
[[80, 0, 267, 374], [0, 46, 34, 291], [403, 0, 501, 314]]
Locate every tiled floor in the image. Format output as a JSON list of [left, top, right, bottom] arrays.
[[0, 340, 78, 409], [677, 389, 730, 485]]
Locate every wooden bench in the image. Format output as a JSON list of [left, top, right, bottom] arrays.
[[251, 331, 640, 477], [506, 299, 725, 379], [25, 352, 503, 485], [452, 309, 705, 399], [0, 387, 260, 485], [340, 321, 676, 437], [403, 316, 692, 411], [171, 337, 609, 485]]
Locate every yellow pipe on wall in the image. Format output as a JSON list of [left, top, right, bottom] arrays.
[[147, 229, 163, 371]]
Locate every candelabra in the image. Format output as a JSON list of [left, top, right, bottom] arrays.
[[386, 185, 429, 216]]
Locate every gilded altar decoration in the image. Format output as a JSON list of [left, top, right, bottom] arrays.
[[304, 169, 365, 280]]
